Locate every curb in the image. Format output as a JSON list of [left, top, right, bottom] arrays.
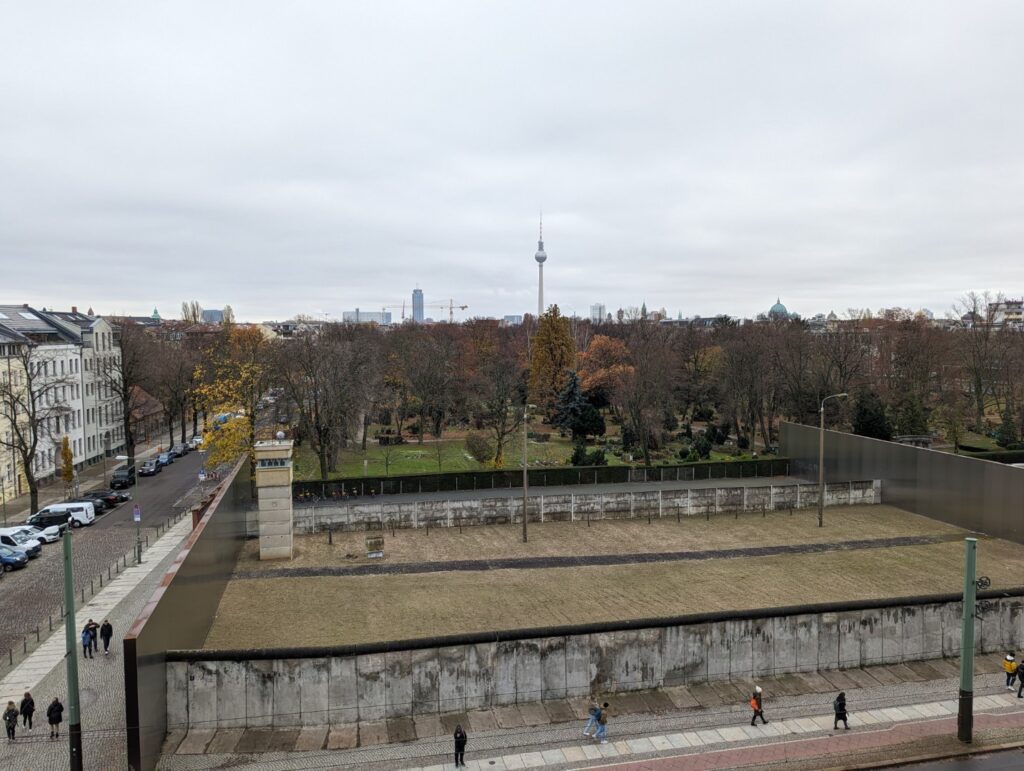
[[837, 738, 1024, 769]]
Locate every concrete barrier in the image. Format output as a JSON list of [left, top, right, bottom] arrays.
[[166, 589, 1023, 730], [250, 480, 881, 536]]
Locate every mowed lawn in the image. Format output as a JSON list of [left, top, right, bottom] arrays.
[[203, 506, 1021, 649], [234, 505, 963, 572]]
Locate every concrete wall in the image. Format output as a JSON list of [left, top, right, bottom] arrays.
[[167, 591, 1023, 730], [252, 481, 880, 536], [124, 458, 251, 771], [780, 422, 1024, 544]]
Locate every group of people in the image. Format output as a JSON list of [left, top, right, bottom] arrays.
[[1002, 652, 1024, 697], [582, 701, 611, 743], [3, 694, 63, 742], [750, 684, 849, 731], [80, 618, 114, 659]]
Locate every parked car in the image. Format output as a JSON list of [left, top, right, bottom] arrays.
[[66, 496, 109, 513], [25, 509, 72, 531], [0, 529, 43, 558], [171, 443, 189, 457], [81, 490, 123, 508], [0, 544, 29, 571], [189, 434, 204, 449], [157, 452, 174, 467], [28, 502, 95, 529], [139, 459, 161, 476], [16, 525, 62, 544], [110, 465, 136, 489]]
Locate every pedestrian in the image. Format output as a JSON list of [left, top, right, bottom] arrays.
[[86, 619, 100, 655], [81, 627, 93, 659], [47, 698, 63, 740], [582, 700, 601, 737], [453, 723, 468, 767], [593, 702, 610, 744], [749, 686, 768, 726], [1018, 672, 1024, 700], [1003, 653, 1018, 690], [100, 619, 114, 655], [19, 692, 34, 730], [3, 701, 18, 742], [833, 691, 849, 730]]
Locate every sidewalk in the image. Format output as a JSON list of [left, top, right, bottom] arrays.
[[2, 435, 167, 523], [155, 656, 1024, 770], [0, 513, 196, 770]]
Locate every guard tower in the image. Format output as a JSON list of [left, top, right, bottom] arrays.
[[254, 438, 294, 560]]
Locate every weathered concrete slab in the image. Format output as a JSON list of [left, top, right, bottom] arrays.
[[843, 669, 882, 689], [567, 697, 594, 719], [466, 709, 497, 732], [687, 682, 726, 707], [928, 658, 960, 678], [326, 725, 358, 750], [440, 711, 469, 734], [710, 680, 748, 704], [905, 661, 944, 681], [609, 692, 648, 715], [640, 690, 676, 712], [664, 686, 699, 709], [413, 714, 446, 738], [359, 720, 389, 746], [233, 729, 274, 754], [266, 729, 299, 751], [886, 664, 924, 683], [295, 726, 327, 751], [387, 716, 417, 743], [493, 705, 525, 728], [176, 729, 215, 755], [543, 699, 576, 724], [518, 702, 549, 726], [793, 672, 835, 693], [820, 670, 858, 690], [205, 728, 244, 754], [764, 675, 803, 697], [161, 728, 186, 755], [863, 665, 900, 685]]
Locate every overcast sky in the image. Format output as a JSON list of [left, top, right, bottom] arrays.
[[2, 1, 1023, 323]]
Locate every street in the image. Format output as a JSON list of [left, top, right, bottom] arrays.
[[899, 749, 1024, 769], [0, 450, 208, 667]]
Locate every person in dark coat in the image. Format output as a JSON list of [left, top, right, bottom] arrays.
[[19, 692, 34, 730], [3, 701, 18, 742], [833, 691, 849, 729], [453, 724, 468, 767], [85, 619, 100, 654], [46, 697, 64, 740], [100, 620, 114, 655], [81, 627, 92, 659]]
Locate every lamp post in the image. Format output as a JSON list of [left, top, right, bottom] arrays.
[[817, 392, 848, 527], [102, 431, 111, 488], [521, 404, 532, 543], [115, 454, 140, 562]]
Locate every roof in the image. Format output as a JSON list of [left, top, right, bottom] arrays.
[[0, 305, 79, 344], [0, 321, 31, 345]]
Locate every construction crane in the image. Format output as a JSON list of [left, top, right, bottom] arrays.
[[381, 301, 406, 322], [425, 299, 468, 323]]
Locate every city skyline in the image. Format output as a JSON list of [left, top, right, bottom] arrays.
[[4, 3, 1024, 322]]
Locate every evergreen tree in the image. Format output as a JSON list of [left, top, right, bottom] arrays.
[[995, 408, 1019, 448], [553, 371, 606, 442], [528, 306, 576, 415], [852, 391, 893, 440], [893, 396, 928, 436]]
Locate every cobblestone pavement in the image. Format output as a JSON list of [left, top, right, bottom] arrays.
[[0, 451, 208, 672], [154, 659, 1020, 770], [232, 534, 957, 579], [0, 515, 194, 771]]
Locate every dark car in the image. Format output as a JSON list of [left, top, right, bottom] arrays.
[[110, 465, 136, 489], [157, 452, 173, 467], [81, 490, 123, 508], [25, 510, 72, 531], [66, 496, 110, 513], [0, 544, 29, 571], [171, 443, 189, 457], [139, 459, 161, 476]]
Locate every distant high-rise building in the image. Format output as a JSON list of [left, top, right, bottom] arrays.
[[412, 288, 424, 323], [503, 315, 523, 326], [534, 215, 547, 317], [590, 303, 606, 324], [342, 309, 391, 325], [201, 308, 224, 324]]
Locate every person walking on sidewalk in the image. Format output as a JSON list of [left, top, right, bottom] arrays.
[[100, 619, 114, 655], [86, 618, 100, 655], [833, 691, 849, 730], [583, 700, 601, 737], [81, 627, 93, 659], [453, 723, 468, 767], [19, 692, 34, 730], [594, 702, 611, 744], [46, 698, 63, 740], [750, 686, 768, 726], [3, 701, 18, 742], [1003, 653, 1018, 690]]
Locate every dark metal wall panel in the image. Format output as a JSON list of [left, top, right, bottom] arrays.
[[781, 422, 1024, 543], [123, 458, 250, 771]]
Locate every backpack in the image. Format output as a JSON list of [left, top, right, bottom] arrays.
[[597, 710, 607, 725]]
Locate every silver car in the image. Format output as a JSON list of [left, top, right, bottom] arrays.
[[14, 524, 62, 544]]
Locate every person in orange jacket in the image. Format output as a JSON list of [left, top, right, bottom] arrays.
[[750, 685, 768, 726]]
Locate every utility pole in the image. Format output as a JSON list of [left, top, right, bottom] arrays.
[[817, 392, 848, 527], [63, 527, 84, 770], [958, 537, 977, 743], [522, 404, 529, 543]]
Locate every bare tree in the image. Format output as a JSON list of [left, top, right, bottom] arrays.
[[102, 319, 151, 467], [952, 292, 1006, 429], [0, 344, 76, 512]]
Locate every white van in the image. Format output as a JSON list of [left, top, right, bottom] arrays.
[[32, 502, 95, 529]]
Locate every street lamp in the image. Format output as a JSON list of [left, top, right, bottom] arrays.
[[115, 454, 141, 562], [102, 431, 111, 488], [817, 392, 848, 527], [521, 403, 536, 544]]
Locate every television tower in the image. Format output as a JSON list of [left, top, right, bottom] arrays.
[[534, 213, 547, 317]]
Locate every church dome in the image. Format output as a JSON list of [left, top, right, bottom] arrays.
[[768, 298, 788, 318]]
